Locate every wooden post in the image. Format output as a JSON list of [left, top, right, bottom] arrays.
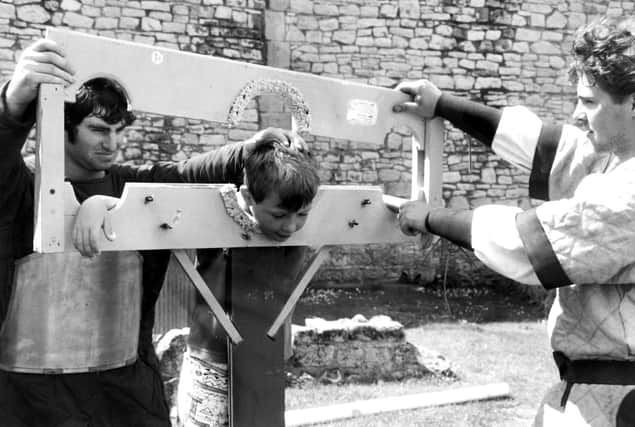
[[228, 247, 308, 427], [411, 117, 444, 207], [33, 84, 65, 252]]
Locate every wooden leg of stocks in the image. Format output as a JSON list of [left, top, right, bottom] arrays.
[[229, 247, 309, 427]]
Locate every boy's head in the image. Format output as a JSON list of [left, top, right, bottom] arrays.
[[240, 133, 319, 242]]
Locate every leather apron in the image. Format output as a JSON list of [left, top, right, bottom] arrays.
[[0, 251, 142, 373]]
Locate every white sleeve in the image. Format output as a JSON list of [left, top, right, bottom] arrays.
[[491, 106, 542, 172], [533, 163, 635, 285], [471, 204, 541, 285]]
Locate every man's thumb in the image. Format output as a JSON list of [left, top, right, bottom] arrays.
[[392, 101, 418, 114], [103, 213, 117, 241]]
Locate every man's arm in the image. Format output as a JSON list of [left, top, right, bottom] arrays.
[[393, 79, 601, 201], [400, 161, 635, 288], [0, 39, 75, 212], [114, 128, 305, 186], [0, 82, 35, 163], [5, 38, 75, 120]]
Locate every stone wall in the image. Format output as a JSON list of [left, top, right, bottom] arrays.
[[265, 0, 631, 284], [1, 0, 266, 160], [2, 1, 631, 286]]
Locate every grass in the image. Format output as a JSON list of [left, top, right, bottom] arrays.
[[286, 284, 556, 426]]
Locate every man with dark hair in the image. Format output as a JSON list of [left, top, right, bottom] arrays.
[[393, 16, 635, 426], [0, 37, 300, 426], [177, 137, 319, 426]]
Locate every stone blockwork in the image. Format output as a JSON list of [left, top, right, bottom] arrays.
[[265, 0, 631, 285], [288, 314, 454, 384], [2, 1, 631, 286], [1, 0, 267, 163]]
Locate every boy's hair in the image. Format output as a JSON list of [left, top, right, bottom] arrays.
[[569, 16, 635, 103], [64, 77, 136, 142], [244, 136, 319, 212]]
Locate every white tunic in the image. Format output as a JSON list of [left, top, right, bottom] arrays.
[[467, 106, 635, 426]]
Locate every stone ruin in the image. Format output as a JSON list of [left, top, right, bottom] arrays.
[[154, 315, 455, 411], [287, 314, 454, 386]]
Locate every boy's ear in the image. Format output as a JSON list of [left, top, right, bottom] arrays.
[[239, 185, 255, 207]]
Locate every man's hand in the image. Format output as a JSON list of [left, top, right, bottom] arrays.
[[392, 79, 442, 119], [72, 196, 118, 258], [398, 199, 431, 236], [5, 38, 75, 119], [246, 127, 310, 155]]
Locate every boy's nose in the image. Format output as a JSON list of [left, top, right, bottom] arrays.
[[281, 219, 298, 234]]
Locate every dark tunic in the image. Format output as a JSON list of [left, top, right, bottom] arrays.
[[0, 83, 245, 426]]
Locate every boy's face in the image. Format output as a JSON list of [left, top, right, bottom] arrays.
[[243, 189, 312, 242]]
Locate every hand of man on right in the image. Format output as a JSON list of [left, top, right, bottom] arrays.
[[5, 38, 75, 119], [392, 79, 442, 119], [398, 199, 431, 236]]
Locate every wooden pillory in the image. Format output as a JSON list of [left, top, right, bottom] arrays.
[[36, 29, 443, 427]]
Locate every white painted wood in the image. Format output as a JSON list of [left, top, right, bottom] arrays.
[[33, 84, 66, 252], [424, 117, 445, 207], [46, 28, 430, 147], [266, 247, 329, 339], [37, 28, 444, 253], [285, 383, 511, 426], [62, 184, 416, 251], [382, 195, 408, 213], [172, 249, 242, 345]]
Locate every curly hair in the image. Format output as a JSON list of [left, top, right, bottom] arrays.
[[244, 137, 319, 212], [569, 16, 635, 103], [64, 77, 136, 142]]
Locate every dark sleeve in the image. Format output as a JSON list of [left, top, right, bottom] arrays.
[[425, 208, 474, 250], [528, 124, 564, 201], [434, 93, 502, 147], [0, 81, 36, 176], [515, 208, 573, 289], [0, 81, 36, 212], [114, 141, 248, 186]]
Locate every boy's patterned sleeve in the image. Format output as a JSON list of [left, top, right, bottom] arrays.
[[515, 161, 635, 288]]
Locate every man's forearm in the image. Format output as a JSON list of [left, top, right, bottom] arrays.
[[424, 205, 542, 286], [434, 93, 502, 147], [425, 208, 473, 250], [0, 81, 36, 183], [0, 81, 36, 156], [178, 140, 246, 185]]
